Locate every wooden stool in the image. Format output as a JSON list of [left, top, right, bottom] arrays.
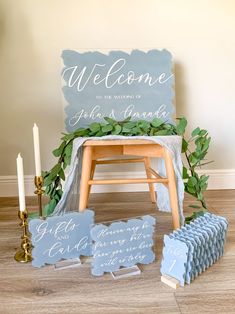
[[79, 140, 180, 229]]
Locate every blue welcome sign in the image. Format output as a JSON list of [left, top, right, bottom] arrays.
[[29, 210, 94, 267], [90, 215, 156, 276], [61, 49, 175, 131]]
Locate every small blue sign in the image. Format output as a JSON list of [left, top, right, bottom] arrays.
[[61, 49, 175, 131], [160, 235, 189, 286], [29, 210, 94, 267], [90, 215, 156, 276]]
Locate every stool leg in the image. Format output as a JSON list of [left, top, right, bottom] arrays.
[[144, 157, 157, 203], [79, 146, 92, 212], [88, 160, 96, 196], [164, 149, 180, 229]]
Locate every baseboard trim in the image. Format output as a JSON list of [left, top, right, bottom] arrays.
[[0, 169, 234, 197]]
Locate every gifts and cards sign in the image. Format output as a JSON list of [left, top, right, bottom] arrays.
[[29, 210, 94, 267], [62, 49, 175, 131], [90, 215, 156, 276]]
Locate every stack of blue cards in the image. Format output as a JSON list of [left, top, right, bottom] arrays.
[[160, 213, 228, 286]]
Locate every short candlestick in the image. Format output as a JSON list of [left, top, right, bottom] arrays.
[[14, 209, 32, 263]]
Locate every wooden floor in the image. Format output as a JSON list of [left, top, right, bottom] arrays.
[[0, 190, 235, 314]]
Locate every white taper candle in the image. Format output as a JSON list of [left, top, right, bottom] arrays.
[[33, 123, 41, 176], [16, 153, 26, 211]]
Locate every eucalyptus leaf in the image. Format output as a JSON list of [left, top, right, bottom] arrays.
[[59, 168, 65, 181], [189, 153, 198, 165], [121, 117, 131, 123], [44, 198, 57, 216], [122, 127, 131, 133], [112, 124, 122, 135], [57, 189, 63, 197], [89, 122, 101, 133], [176, 117, 187, 135], [42, 171, 49, 178], [185, 217, 194, 224], [138, 120, 150, 129], [44, 175, 54, 186], [94, 130, 104, 137], [197, 191, 204, 201], [189, 204, 201, 209], [101, 124, 113, 133], [53, 141, 66, 157], [123, 121, 136, 129], [64, 141, 73, 157], [61, 133, 76, 141], [64, 155, 71, 166], [199, 129, 207, 136], [50, 163, 61, 178], [182, 138, 188, 153], [183, 166, 189, 179], [104, 117, 117, 125], [191, 127, 200, 137], [74, 129, 88, 137], [131, 127, 139, 134], [200, 175, 209, 183], [187, 186, 196, 195], [45, 184, 52, 195], [187, 176, 197, 187], [154, 129, 170, 136], [151, 118, 164, 128], [202, 138, 211, 152]]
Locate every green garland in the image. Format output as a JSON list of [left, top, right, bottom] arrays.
[[42, 117, 212, 223]]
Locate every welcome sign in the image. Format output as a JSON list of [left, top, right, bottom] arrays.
[[29, 210, 94, 267], [62, 49, 175, 132]]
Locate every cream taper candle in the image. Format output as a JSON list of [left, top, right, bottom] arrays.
[[33, 123, 41, 176], [16, 153, 26, 211]]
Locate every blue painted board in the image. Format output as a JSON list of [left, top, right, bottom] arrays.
[[29, 210, 94, 267], [61, 49, 175, 131], [90, 215, 156, 276]]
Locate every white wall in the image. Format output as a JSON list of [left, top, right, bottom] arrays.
[[0, 0, 235, 192]]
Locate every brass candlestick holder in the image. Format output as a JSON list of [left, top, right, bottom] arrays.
[[34, 176, 44, 218], [14, 209, 32, 263]]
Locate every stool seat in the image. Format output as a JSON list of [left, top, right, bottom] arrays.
[[79, 139, 180, 229], [83, 139, 160, 146]]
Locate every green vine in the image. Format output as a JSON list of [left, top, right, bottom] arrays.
[[42, 117, 212, 222]]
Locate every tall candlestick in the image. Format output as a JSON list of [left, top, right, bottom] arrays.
[[33, 123, 41, 176], [16, 153, 26, 212]]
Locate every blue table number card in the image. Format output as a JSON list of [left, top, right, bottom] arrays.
[[29, 210, 94, 267], [160, 213, 228, 286], [160, 235, 189, 286], [61, 49, 175, 131], [90, 215, 156, 276]]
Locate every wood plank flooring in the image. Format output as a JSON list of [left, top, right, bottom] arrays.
[[0, 190, 234, 314]]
